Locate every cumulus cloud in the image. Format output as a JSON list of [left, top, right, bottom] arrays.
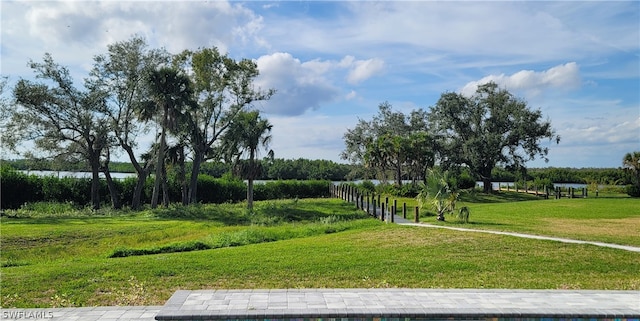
[[346, 58, 385, 85], [460, 62, 581, 97], [20, 1, 264, 54], [338, 56, 385, 84], [253, 53, 384, 116], [254, 53, 340, 116]]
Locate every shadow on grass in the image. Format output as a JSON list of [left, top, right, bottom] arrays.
[[459, 190, 542, 203]]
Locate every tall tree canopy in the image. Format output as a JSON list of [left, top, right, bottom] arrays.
[[220, 110, 274, 210], [429, 82, 560, 193], [173, 47, 274, 204], [341, 102, 434, 185], [622, 151, 640, 197], [88, 35, 171, 209], [142, 67, 196, 208], [6, 54, 111, 209]]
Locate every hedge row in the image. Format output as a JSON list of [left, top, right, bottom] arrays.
[[1, 165, 331, 209]]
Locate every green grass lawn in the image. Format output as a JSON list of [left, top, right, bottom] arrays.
[[389, 191, 640, 246], [1, 197, 639, 308]]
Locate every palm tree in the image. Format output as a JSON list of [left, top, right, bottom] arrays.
[[623, 152, 640, 181], [222, 110, 274, 210], [142, 67, 195, 208], [417, 168, 458, 221]]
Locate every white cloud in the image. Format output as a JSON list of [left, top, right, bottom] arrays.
[[460, 62, 581, 97], [9, 1, 264, 62], [254, 53, 340, 116], [346, 58, 385, 85], [253, 53, 384, 116]]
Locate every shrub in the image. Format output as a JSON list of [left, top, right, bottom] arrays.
[[108, 241, 211, 258], [626, 184, 640, 197], [358, 180, 376, 193], [196, 175, 246, 204], [254, 180, 330, 200], [389, 183, 421, 197], [1, 165, 43, 209], [454, 172, 477, 190]]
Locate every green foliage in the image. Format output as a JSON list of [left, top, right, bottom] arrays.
[[456, 206, 470, 223], [430, 82, 559, 193], [108, 241, 211, 258], [0, 164, 42, 209], [389, 183, 421, 197], [626, 184, 640, 197], [358, 180, 377, 193], [450, 170, 477, 190], [417, 169, 459, 221], [196, 174, 246, 204], [254, 180, 331, 200], [263, 158, 352, 180], [341, 102, 434, 186], [1, 168, 334, 210]]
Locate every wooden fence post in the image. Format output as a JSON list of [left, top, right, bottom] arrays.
[[372, 200, 377, 219], [381, 203, 385, 222], [414, 207, 419, 223], [391, 206, 395, 223], [366, 194, 370, 215], [570, 187, 575, 198], [403, 202, 407, 219]]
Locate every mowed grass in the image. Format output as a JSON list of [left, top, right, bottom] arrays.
[[391, 192, 640, 246], [1, 197, 639, 308]]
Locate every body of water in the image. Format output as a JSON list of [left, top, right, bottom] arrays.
[[20, 172, 592, 189], [20, 170, 136, 180]]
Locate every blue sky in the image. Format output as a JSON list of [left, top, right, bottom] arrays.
[[1, 1, 638, 168]]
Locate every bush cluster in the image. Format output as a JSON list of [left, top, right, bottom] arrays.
[[1, 165, 332, 209]]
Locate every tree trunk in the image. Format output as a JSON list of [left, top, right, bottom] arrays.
[[131, 169, 148, 210], [161, 160, 169, 208], [89, 155, 101, 210], [247, 149, 255, 210], [188, 147, 205, 204], [482, 177, 492, 194], [100, 151, 122, 210], [178, 146, 188, 206], [151, 113, 167, 209], [120, 143, 149, 210], [395, 162, 402, 187], [102, 167, 121, 210], [247, 178, 254, 210]]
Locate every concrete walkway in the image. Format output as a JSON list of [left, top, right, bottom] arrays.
[[156, 289, 640, 320], [398, 222, 640, 252], [0, 306, 161, 321], [3, 289, 639, 320]]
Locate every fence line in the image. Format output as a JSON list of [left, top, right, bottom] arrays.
[[497, 183, 588, 199], [330, 184, 419, 223]]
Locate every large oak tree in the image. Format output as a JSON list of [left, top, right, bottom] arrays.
[[429, 82, 560, 193]]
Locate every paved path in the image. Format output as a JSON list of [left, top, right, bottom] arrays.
[[156, 289, 640, 320], [0, 306, 161, 321], [398, 222, 640, 252], [3, 289, 639, 320]]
